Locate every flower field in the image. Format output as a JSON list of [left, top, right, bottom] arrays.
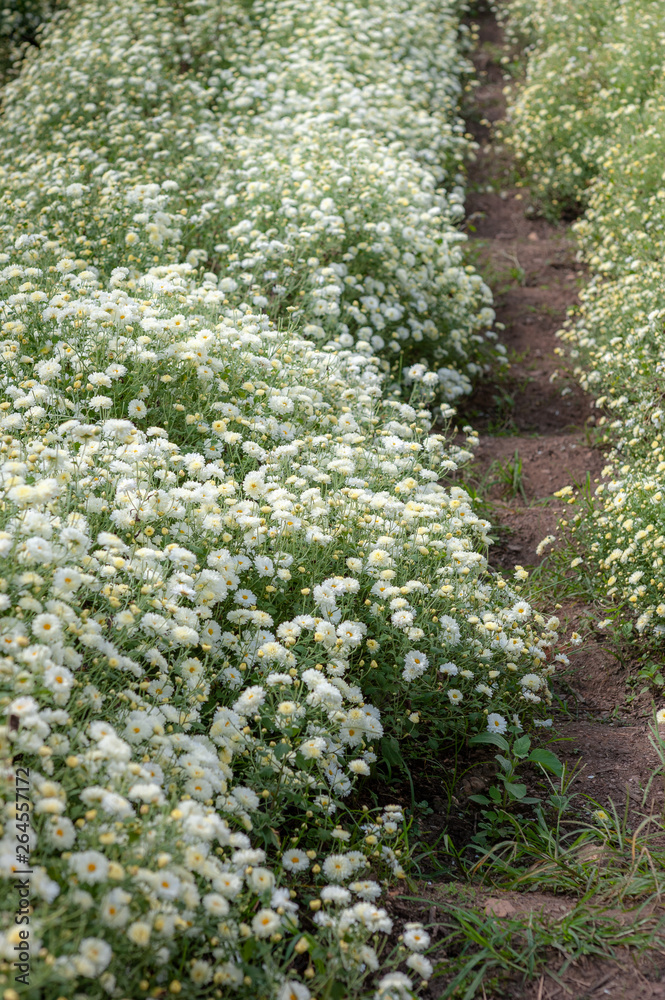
[[0, 2, 564, 998], [503, 0, 665, 641]]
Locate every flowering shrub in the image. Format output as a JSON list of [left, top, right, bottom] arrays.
[[0, 1, 558, 997], [502, 0, 665, 639], [499, 0, 665, 216], [0, 0, 503, 398], [0, 247, 558, 997]]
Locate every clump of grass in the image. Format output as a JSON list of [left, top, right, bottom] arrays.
[[491, 450, 527, 501], [430, 901, 659, 999], [394, 717, 665, 997]]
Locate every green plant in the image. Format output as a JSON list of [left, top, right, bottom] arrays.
[[392, 719, 665, 996], [428, 900, 660, 999], [468, 716, 665, 903], [491, 449, 527, 501], [497, 249, 526, 287], [466, 731, 563, 846]]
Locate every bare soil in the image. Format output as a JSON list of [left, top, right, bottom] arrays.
[[514, 954, 665, 1000], [457, 5, 658, 788]]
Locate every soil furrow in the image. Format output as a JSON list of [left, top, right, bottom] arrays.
[[461, 7, 658, 776], [424, 11, 665, 995], [400, 13, 665, 1000]]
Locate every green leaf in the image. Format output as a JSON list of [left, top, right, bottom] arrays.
[[488, 785, 502, 802], [273, 742, 292, 760], [242, 938, 257, 962], [469, 731, 509, 752], [381, 736, 404, 767], [528, 748, 563, 776], [504, 781, 527, 800], [513, 735, 531, 758], [495, 754, 512, 773], [468, 794, 490, 806]]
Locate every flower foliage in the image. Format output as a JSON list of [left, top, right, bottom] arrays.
[[0, 1, 557, 997]]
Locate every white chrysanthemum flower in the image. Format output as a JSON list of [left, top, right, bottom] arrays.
[[439, 661, 458, 676], [31, 614, 62, 642], [278, 982, 311, 1000], [350, 879, 382, 900], [100, 889, 131, 928], [402, 649, 428, 681], [79, 938, 112, 974], [322, 854, 353, 882], [127, 922, 151, 947], [233, 686, 266, 713], [202, 893, 230, 917], [282, 849, 310, 873], [214, 872, 243, 899], [299, 737, 326, 759], [89, 395, 113, 411], [251, 908, 281, 938], [375, 972, 413, 997], [406, 952, 433, 979], [403, 925, 430, 951], [247, 867, 275, 893], [128, 399, 148, 418], [321, 885, 351, 904], [486, 713, 507, 734], [69, 851, 110, 885], [46, 816, 77, 849]]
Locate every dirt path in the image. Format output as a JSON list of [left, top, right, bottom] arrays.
[[422, 10, 665, 997], [461, 15, 601, 571], [460, 8, 661, 799], [388, 12, 665, 1000]]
